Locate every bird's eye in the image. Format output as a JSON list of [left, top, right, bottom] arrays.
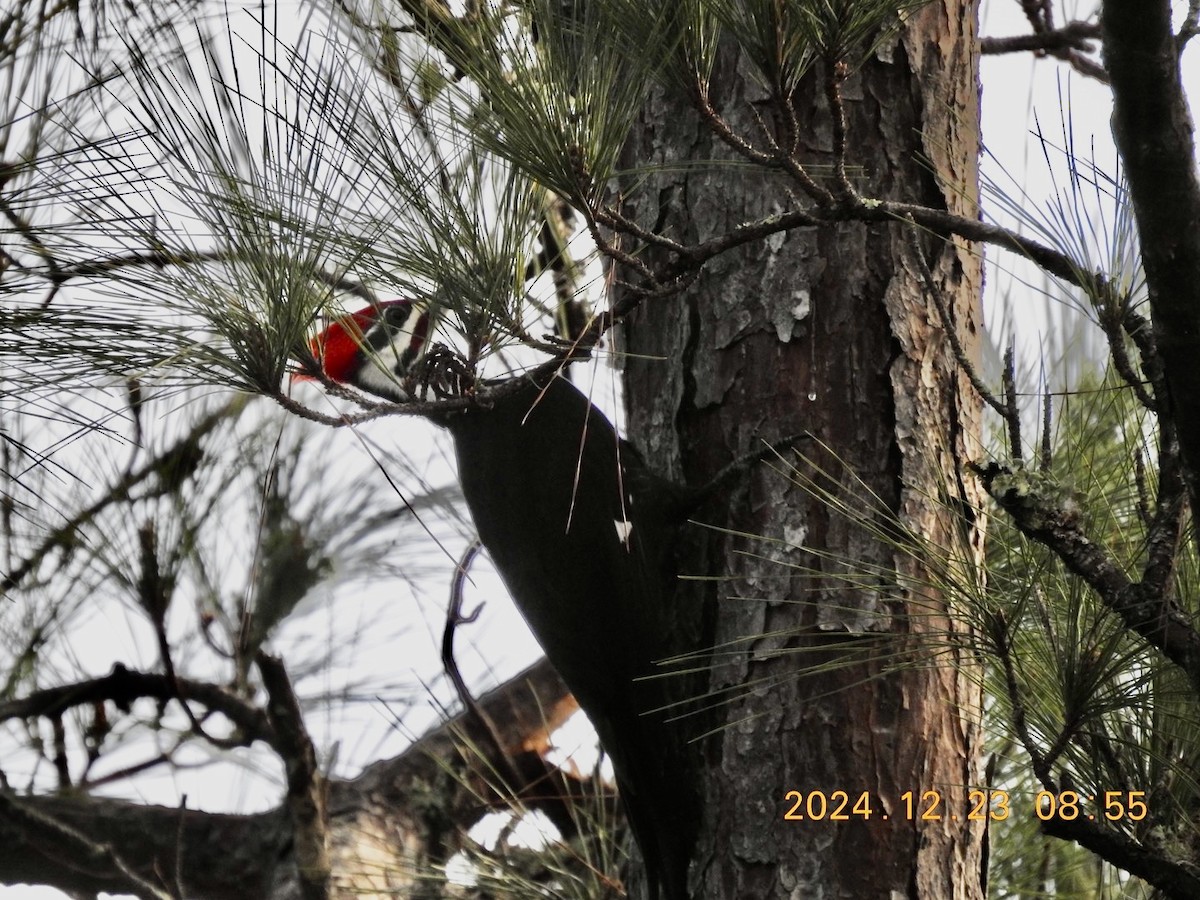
[[362, 305, 405, 350], [364, 302, 429, 372], [381, 303, 413, 328]]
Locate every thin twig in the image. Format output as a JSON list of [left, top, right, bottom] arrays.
[[1095, 292, 1156, 410], [442, 540, 526, 791], [774, 76, 802, 160], [693, 84, 774, 166], [694, 86, 833, 205], [581, 211, 661, 290], [671, 209, 822, 273], [1002, 342, 1023, 461], [593, 205, 691, 258], [1, 400, 240, 596], [1180, 0, 1200, 49], [1140, 430, 1186, 600], [137, 522, 208, 739], [1120, 306, 1166, 409], [79, 751, 179, 791], [824, 61, 856, 200], [994, 612, 1056, 791], [1039, 388, 1052, 472]]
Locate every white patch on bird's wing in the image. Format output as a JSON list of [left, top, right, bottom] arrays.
[[614, 519, 633, 547]]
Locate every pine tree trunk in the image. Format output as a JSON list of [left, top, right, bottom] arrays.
[[619, 3, 986, 896]]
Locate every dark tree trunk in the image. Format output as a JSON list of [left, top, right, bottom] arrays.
[[619, 3, 986, 896]]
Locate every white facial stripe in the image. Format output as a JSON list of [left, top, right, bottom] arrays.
[[367, 309, 423, 355], [357, 303, 429, 391], [355, 361, 409, 400]]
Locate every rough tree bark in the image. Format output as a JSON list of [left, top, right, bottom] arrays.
[[619, 2, 986, 896]]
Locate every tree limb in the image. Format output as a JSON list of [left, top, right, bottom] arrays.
[[1041, 815, 1200, 897], [977, 463, 1200, 691], [0, 664, 275, 748], [981, 20, 1107, 81], [980, 21, 1100, 55], [0, 793, 288, 900], [257, 653, 330, 900], [0, 658, 582, 899], [0, 791, 174, 900], [1102, 0, 1200, 518]]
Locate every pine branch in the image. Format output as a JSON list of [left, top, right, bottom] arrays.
[[1, 399, 242, 596], [976, 462, 1200, 692], [1040, 815, 1200, 897]]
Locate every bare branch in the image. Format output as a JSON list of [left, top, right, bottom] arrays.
[[980, 21, 1100, 55], [0, 661, 577, 899], [0, 792, 287, 899], [693, 84, 833, 205], [981, 20, 1107, 81], [441, 540, 523, 786], [1180, 0, 1200, 48], [977, 462, 1200, 691], [1096, 307, 1157, 411], [824, 61, 856, 200], [1140, 433, 1186, 599], [0, 664, 275, 748], [993, 611, 1056, 790]]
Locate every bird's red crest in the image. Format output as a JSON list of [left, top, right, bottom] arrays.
[[307, 307, 378, 383], [298, 300, 427, 387]]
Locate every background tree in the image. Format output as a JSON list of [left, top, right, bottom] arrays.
[[0, 1, 1198, 899]]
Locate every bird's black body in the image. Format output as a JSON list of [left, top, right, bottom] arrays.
[[305, 304, 700, 899], [438, 373, 696, 900]]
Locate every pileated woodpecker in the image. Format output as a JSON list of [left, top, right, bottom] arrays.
[[305, 300, 698, 900]]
